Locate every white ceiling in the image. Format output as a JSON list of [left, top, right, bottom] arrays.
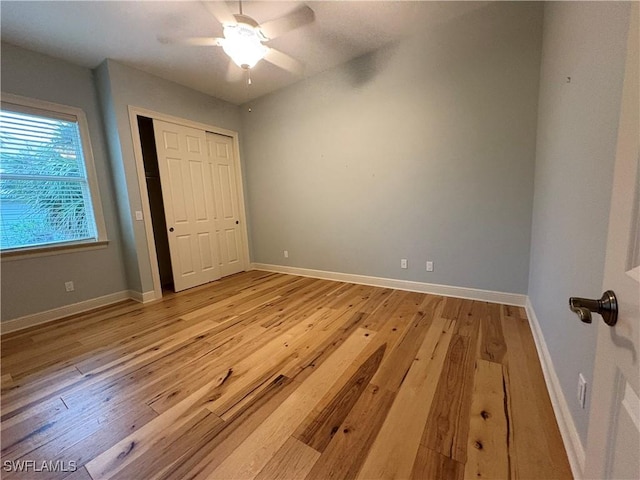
[[1, 1, 487, 105]]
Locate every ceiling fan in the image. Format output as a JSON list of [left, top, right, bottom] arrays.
[[159, 1, 315, 81]]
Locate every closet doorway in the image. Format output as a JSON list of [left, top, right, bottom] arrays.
[[132, 109, 249, 296]]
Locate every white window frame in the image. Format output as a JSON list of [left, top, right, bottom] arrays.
[[0, 93, 108, 258]]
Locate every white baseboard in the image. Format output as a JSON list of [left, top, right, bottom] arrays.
[[525, 297, 585, 478], [0, 289, 159, 335], [128, 290, 157, 304], [250, 263, 527, 306]]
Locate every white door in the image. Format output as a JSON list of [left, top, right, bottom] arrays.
[[206, 131, 246, 277], [153, 119, 221, 291], [584, 4, 639, 479]]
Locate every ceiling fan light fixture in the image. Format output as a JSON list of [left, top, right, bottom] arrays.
[[222, 23, 267, 69]]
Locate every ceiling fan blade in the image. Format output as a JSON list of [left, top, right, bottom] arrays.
[[203, 1, 236, 25], [226, 61, 246, 83], [158, 36, 223, 46], [263, 48, 305, 76], [259, 5, 315, 39]]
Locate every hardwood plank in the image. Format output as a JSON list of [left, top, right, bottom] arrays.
[[254, 437, 320, 480], [356, 317, 455, 480], [303, 384, 396, 480], [441, 297, 479, 340], [206, 327, 374, 480], [411, 444, 464, 480], [258, 280, 345, 329], [324, 283, 375, 310], [477, 302, 507, 363], [61, 467, 93, 480], [84, 377, 224, 479], [2, 398, 155, 467], [108, 409, 224, 480], [307, 302, 441, 480], [3, 405, 157, 480], [280, 310, 367, 383], [293, 343, 386, 452], [500, 312, 572, 479], [357, 287, 394, 315], [1, 319, 221, 418], [160, 375, 300, 480], [208, 308, 366, 419], [72, 316, 221, 374], [89, 310, 362, 479], [1, 397, 69, 459], [1, 396, 68, 432], [361, 290, 412, 331], [441, 296, 465, 320], [370, 295, 442, 392], [510, 308, 573, 478], [421, 333, 476, 463], [75, 301, 340, 420], [2, 366, 81, 407], [176, 274, 295, 321], [463, 359, 509, 480], [142, 325, 268, 414], [59, 342, 228, 420], [2, 342, 87, 379]]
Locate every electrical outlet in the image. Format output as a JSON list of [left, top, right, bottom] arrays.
[[284, 250, 289, 258], [135, 210, 143, 221], [426, 261, 434, 272], [578, 373, 587, 409], [65, 281, 75, 292], [401, 259, 408, 269]]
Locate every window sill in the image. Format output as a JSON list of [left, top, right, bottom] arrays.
[[1, 240, 109, 261]]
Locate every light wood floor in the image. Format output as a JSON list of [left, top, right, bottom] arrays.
[[1, 271, 572, 480]]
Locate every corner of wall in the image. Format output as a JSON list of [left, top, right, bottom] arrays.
[[93, 60, 143, 293]]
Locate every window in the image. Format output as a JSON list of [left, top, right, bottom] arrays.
[[0, 94, 107, 253]]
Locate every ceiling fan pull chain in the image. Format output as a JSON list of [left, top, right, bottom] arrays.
[[244, 69, 252, 106]]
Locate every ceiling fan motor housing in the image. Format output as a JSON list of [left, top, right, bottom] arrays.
[[222, 15, 268, 69]]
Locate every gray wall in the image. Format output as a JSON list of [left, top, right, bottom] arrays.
[[528, 2, 630, 444], [0, 43, 128, 320], [241, 2, 543, 294], [94, 60, 243, 295]]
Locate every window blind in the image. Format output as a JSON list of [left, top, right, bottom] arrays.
[[0, 108, 98, 250]]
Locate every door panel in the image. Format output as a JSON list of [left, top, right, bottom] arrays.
[[219, 164, 235, 219], [198, 232, 215, 271], [190, 161, 208, 221], [168, 158, 187, 221], [154, 119, 221, 291], [176, 235, 194, 274], [162, 131, 179, 150], [608, 376, 640, 479], [206, 132, 246, 277], [186, 135, 201, 153], [225, 228, 239, 263]]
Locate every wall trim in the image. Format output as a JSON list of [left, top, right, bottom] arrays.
[[525, 297, 585, 478], [0, 289, 157, 335], [128, 290, 158, 304], [250, 263, 527, 306]]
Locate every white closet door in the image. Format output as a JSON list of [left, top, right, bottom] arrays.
[[153, 119, 220, 291], [206, 131, 246, 277]]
